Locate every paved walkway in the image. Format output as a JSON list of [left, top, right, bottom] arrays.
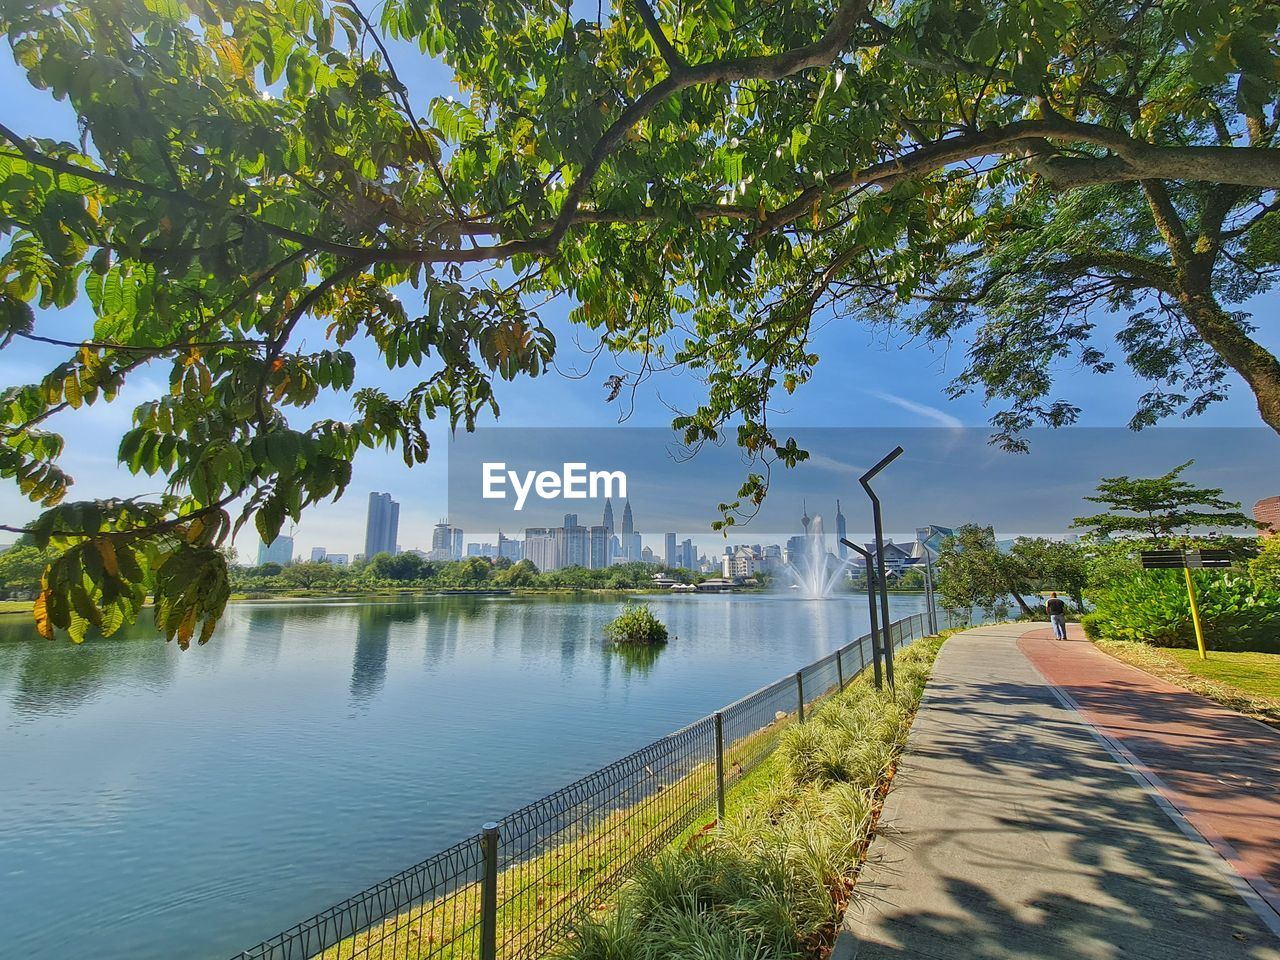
[[837, 622, 1280, 960]]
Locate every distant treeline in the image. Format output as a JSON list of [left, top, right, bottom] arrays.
[[230, 553, 713, 593]]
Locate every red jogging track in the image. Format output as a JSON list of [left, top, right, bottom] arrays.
[[1020, 626, 1280, 927]]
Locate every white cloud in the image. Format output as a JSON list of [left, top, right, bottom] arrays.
[[868, 390, 963, 429]]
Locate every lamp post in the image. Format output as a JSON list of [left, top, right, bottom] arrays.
[[860, 446, 904, 689], [923, 547, 938, 634], [841, 539, 883, 690]]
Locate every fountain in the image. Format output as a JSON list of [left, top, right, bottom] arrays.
[[780, 510, 851, 599]]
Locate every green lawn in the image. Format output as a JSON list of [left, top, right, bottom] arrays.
[[1164, 648, 1280, 700]]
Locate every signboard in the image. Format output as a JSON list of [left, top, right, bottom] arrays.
[[1140, 549, 1233, 570]]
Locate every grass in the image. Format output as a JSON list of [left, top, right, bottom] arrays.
[[1094, 639, 1280, 727], [0, 599, 33, 617], [307, 633, 951, 960], [554, 631, 951, 960]]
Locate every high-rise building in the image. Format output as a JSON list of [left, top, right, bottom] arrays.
[[524, 527, 559, 572], [563, 513, 578, 528], [589, 525, 611, 568], [602, 498, 615, 537], [623, 530, 642, 562], [664, 532, 677, 567], [498, 530, 522, 561], [325, 553, 349, 566], [257, 534, 294, 566], [310, 546, 327, 563], [364, 492, 400, 559], [641, 545, 655, 564], [622, 500, 633, 536], [835, 500, 847, 558], [430, 520, 464, 561], [679, 538, 696, 571], [559, 523, 590, 567]]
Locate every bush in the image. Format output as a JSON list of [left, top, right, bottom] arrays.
[[1084, 571, 1280, 652], [556, 632, 949, 960], [603, 604, 669, 645]]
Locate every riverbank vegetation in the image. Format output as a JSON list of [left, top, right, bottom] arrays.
[[229, 555, 709, 598], [557, 633, 949, 960], [604, 605, 669, 645]]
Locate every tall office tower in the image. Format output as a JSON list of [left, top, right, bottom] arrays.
[[523, 527, 560, 571], [257, 534, 294, 566], [665, 532, 677, 567], [431, 521, 452, 556], [310, 546, 327, 563], [589, 525, 610, 569], [364, 492, 400, 558], [556, 522, 589, 567], [835, 500, 847, 558], [621, 500, 633, 536], [624, 530, 642, 562], [602, 498, 615, 537], [498, 530, 523, 561], [451, 528, 464, 561], [679, 538, 696, 570]]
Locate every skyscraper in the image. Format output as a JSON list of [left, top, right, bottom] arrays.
[[622, 500, 633, 536], [664, 532, 677, 567], [257, 534, 294, 566], [589, 525, 610, 569], [835, 500, 847, 559], [602, 498, 615, 537], [364, 492, 400, 559], [524, 527, 559, 571]]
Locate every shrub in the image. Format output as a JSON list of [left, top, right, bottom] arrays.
[[1084, 571, 1280, 652], [603, 604, 669, 645], [556, 632, 949, 960], [1252, 536, 1280, 591]]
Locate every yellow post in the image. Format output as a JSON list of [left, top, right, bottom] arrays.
[[1183, 566, 1208, 660]]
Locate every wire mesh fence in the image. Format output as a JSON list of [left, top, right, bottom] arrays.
[[231, 609, 939, 960]]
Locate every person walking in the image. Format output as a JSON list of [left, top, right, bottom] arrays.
[[1046, 592, 1068, 640]]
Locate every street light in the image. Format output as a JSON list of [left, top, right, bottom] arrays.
[[840, 538, 883, 690], [860, 446, 904, 689]]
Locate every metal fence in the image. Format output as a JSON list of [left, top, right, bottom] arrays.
[[232, 610, 940, 960]]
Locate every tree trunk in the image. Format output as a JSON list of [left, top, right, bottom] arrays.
[[1180, 292, 1280, 436], [1007, 583, 1034, 617]]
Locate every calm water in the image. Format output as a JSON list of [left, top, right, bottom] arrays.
[[0, 592, 929, 960]]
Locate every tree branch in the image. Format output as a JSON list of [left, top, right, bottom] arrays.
[[632, 0, 686, 72]]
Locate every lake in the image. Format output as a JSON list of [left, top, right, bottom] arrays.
[[0, 591, 934, 960]]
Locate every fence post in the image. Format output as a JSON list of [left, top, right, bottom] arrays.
[[796, 671, 805, 723], [836, 648, 845, 691], [481, 822, 499, 960], [713, 711, 726, 823]]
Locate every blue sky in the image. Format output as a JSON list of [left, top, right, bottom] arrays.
[[3, 48, 1278, 558]]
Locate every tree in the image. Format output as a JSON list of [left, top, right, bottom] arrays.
[[936, 524, 1034, 617], [366, 550, 427, 581], [1008, 536, 1087, 608], [494, 559, 539, 587], [1251, 536, 1280, 590], [279, 560, 341, 589], [1072, 459, 1258, 541], [2, 0, 1278, 641], [0, 542, 49, 595]]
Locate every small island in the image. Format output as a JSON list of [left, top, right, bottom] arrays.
[[603, 604, 670, 646]]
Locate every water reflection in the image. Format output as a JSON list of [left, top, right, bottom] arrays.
[[5, 629, 176, 720], [609, 642, 664, 677], [0, 592, 933, 960]]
